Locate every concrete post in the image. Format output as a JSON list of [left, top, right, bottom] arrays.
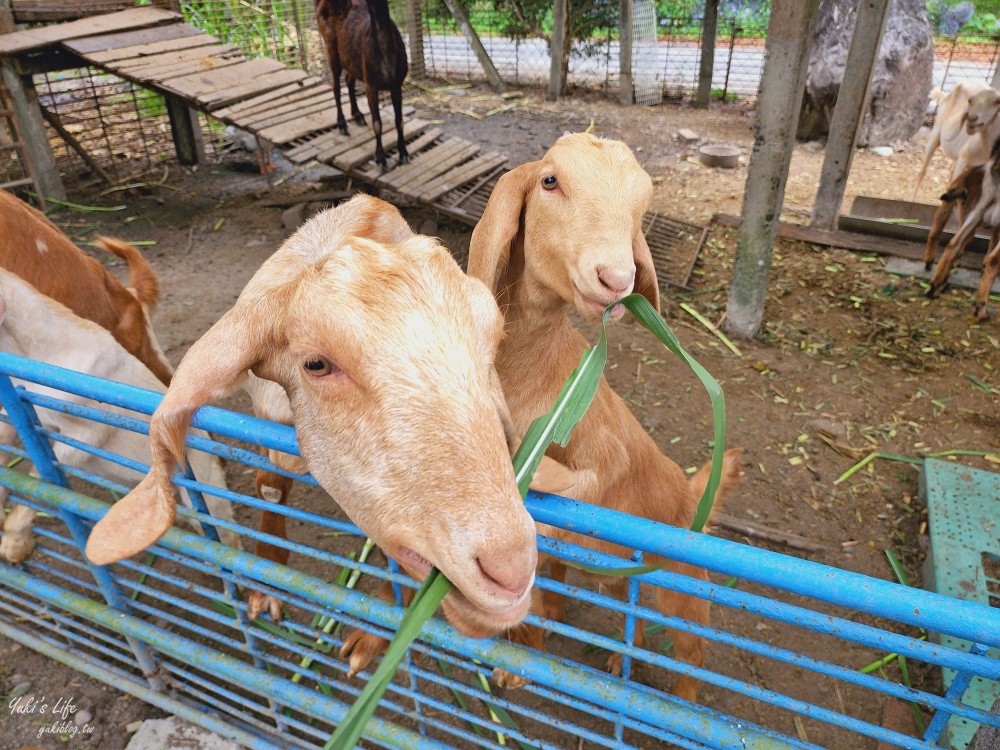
[[619, 0, 634, 106], [723, 0, 820, 339], [695, 0, 720, 108], [549, 0, 567, 101], [810, 0, 891, 230], [406, 0, 425, 78]]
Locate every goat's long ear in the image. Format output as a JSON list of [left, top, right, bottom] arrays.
[[468, 162, 537, 294], [632, 226, 660, 312], [86, 302, 278, 564]]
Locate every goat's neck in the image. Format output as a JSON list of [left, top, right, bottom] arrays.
[[499, 272, 580, 354], [365, 0, 394, 37]]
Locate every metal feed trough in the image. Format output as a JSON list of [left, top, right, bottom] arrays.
[[0, 351, 997, 750]]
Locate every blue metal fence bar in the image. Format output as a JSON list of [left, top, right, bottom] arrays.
[[528, 495, 1000, 651], [0, 373, 169, 692], [535, 535, 1000, 685], [923, 643, 992, 745], [0, 563, 454, 750], [0, 617, 285, 750], [0, 471, 800, 750], [0, 353, 299, 456]]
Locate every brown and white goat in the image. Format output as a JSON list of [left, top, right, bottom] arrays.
[[0, 190, 173, 386], [0, 268, 239, 562], [927, 139, 1000, 320], [343, 134, 743, 700], [316, 0, 409, 169], [921, 164, 995, 272], [914, 84, 1000, 201], [84, 194, 543, 639]]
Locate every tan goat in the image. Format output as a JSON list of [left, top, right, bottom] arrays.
[[0, 190, 173, 386], [341, 134, 743, 699], [913, 84, 1000, 200], [468, 133, 743, 701], [927, 141, 1000, 320], [84, 194, 543, 639], [921, 164, 994, 272]]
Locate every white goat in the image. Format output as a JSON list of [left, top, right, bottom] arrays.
[[0, 268, 239, 563], [914, 81, 1000, 200], [83, 194, 545, 640]]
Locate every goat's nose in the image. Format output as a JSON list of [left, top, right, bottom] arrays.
[[476, 548, 536, 599], [596, 265, 636, 296]]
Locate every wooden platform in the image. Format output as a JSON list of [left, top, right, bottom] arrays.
[[0, 7, 702, 287]]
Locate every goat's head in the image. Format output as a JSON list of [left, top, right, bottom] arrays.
[[85, 195, 537, 637], [469, 132, 659, 320], [965, 89, 1000, 135]]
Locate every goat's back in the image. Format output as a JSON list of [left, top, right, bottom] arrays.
[[0, 190, 172, 385]]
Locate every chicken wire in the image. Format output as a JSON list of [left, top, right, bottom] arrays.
[[631, 0, 662, 105]]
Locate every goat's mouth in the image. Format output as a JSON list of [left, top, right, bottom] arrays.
[[572, 283, 627, 319], [393, 545, 533, 637]]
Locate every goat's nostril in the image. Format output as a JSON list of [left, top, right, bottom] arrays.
[[476, 555, 531, 597], [596, 265, 636, 296]]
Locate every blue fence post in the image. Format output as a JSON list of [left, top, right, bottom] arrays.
[[924, 642, 991, 745], [0, 374, 167, 691]]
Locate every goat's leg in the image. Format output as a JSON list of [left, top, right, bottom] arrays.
[[493, 586, 547, 689], [0, 502, 37, 562], [391, 85, 408, 165], [340, 577, 414, 676], [364, 84, 387, 168], [347, 76, 366, 126], [654, 561, 709, 703], [246, 468, 293, 621], [974, 239, 1000, 320], [928, 201, 988, 297], [924, 195, 959, 270], [328, 43, 349, 135]]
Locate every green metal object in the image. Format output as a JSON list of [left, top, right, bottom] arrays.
[[921, 458, 1000, 749]]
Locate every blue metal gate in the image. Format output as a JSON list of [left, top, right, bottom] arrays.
[[0, 351, 997, 749]]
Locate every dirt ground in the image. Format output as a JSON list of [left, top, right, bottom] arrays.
[[2, 81, 998, 750]]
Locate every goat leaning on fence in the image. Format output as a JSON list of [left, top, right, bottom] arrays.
[[341, 134, 744, 700], [0, 268, 240, 562], [0, 190, 174, 387], [316, 0, 409, 169], [83, 194, 556, 639]]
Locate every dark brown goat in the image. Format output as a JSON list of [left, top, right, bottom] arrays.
[[316, 0, 409, 169]]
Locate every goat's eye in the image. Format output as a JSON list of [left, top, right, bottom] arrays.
[[303, 357, 338, 377], [541, 175, 558, 190]]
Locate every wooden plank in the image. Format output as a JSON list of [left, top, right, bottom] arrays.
[[117, 50, 245, 82], [380, 135, 460, 188], [284, 128, 344, 164], [239, 93, 338, 133], [712, 213, 987, 271], [107, 43, 238, 74], [66, 22, 201, 57], [83, 32, 221, 65], [329, 111, 422, 169], [315, 108, 417, 163], [419, 152, 507, 201], [159, 57, 286, 101], [211, 77, 326, 120], [398, 143, 481, 196], [0, 7, 181, 54], [199, 67, 307, 111], [258, 107, 344, 145]]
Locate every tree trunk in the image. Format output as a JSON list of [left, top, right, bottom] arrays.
[[406, 0, 425, 78], [620, 0, 633, 106], [695, 0, 720, 108], [549, 0, 567, 100], [811, 0, 890, 230], [724, 0, 820, 339]]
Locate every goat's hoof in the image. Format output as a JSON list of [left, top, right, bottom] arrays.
[[924, 262, 933, 272], [606, 652, 624, 677], [340, 629, 389, 676], [337, 122, 349, 136], [926, 283, 943, 299], [492, 667, 529, 689], [398, 153, 410, 166], [0, 533, 35, 563], [975, 302, 991, 321], [353, 114, 367, 126], [247, 591, 283, 622]]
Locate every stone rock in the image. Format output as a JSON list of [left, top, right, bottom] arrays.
[[797, 0, 934, 147], [126, 717, 241, 750], [676, 128, 700, 145], [869, 145, 894, 156]]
